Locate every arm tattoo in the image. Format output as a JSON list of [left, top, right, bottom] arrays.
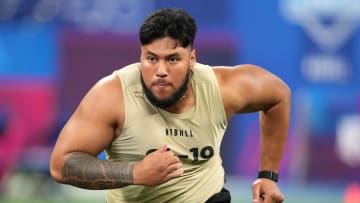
[[62, 152, 134, 189]]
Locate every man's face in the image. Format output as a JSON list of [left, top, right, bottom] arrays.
[[140, 37, 196, 108]]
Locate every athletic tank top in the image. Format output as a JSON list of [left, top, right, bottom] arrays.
[[106, 63, 228, 202]]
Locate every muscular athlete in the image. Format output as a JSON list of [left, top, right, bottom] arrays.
[[50, 8, 290, 203]]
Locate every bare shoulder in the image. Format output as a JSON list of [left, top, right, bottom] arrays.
[[212, 64, 290, 116], [213, 64, 273, 83], [89, 73, 123, 100], [56, 73, 126, 152], [212, 64, 270, 98], [77, 73, 124, 127], [49, 73, 125, 169]]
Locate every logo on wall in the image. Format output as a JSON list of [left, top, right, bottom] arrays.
[[280, 0, 360, 83]]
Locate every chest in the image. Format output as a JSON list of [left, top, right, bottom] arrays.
[[122, 107, 218, 161]]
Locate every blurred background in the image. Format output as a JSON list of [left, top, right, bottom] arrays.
[[0, 0, 359, 202]]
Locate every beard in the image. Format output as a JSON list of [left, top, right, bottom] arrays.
[[141, 70, 191, 109]]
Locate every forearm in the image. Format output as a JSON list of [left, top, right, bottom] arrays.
[[259, 97, 290, 172], [61, 152, 134, 189]]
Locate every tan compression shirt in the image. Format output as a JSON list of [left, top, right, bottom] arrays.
[[106, 62, 228, 203]]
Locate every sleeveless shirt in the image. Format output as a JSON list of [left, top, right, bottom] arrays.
[[106, 63, 228, 202]]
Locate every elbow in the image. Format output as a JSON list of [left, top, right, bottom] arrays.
[[281, 82, 291, 103], [277, 82, 292, 119], [266, 81, 291, 113], [282, 82, 292, 105], [274, 76, 291, 105], [268, 80, 292, 110]]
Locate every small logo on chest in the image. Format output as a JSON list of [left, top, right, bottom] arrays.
[[165, 128, 194, 137]]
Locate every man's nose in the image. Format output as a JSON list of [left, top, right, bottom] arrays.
[[156, 61, 168, 77]]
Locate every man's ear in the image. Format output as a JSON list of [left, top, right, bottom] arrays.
[[190, 49, 196, 67]]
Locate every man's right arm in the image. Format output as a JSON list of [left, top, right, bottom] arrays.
[[49, 74, 183, 190], [61, 152, 135, 189], [49, 74, 133, 189]]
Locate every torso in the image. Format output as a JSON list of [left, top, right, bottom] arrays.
[[106, 63, 228, 202]]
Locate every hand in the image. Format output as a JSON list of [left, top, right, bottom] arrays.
[[252, 178, 284, 203], [133, 144, 183, 186]]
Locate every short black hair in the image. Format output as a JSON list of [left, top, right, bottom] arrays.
[[139, 8, 197, 48]]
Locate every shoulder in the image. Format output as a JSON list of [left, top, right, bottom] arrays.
[[89, 73, 123, 99], [213, 64, 265, 80], [192, 63, 266, 95], [212, 64, 285, 89], [211, 64, 290, 115], [77, 72, 124, 125]]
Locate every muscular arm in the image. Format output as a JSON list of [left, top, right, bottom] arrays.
[[50, 74, 183, 189], [49, 74, 134, 189], [258, 91, 290, 172], [214, 64, 291, 172], [62, 152, 134, 189]]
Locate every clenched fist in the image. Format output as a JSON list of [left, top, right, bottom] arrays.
[[133, 144, 183, 186], [252, 178, 284, 203]]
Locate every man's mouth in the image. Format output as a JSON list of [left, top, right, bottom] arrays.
[[153, 81, 170, 87]]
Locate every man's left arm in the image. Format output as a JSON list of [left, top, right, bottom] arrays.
[[214, 64, 291, 203], [253, 79, 290, 203]]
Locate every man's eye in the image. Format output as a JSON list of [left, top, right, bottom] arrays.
[[168, 57, 178, 63], [147, 56, 156, 62]]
